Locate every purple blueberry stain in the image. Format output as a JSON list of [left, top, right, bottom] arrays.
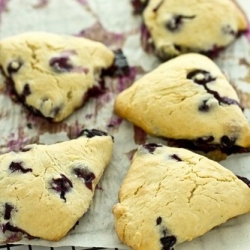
[[156, 217, 162, 225], [49, 56, 73, 73], [73, 167, 95, 191], [170, 154, 182, 162], [143, 143, 163, 154], [7, 60, 23, 74], [51, 174, 73, 202], [4, 204, 14, 220], [166, 15, 196, 32], [2, 222, 26, 234], [102, 49, 130, 77], [9, 162, 32, 173], [220, 136, 236, 149], [131, 0, 149, 14], [187, 69, 242, 109], [237, 175, 250, 188], [197, 136, 214, 144]]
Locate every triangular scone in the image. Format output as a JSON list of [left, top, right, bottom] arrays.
[[0, 129, 113, 242], [113, 143, 250, 250], [115, 53, 250, 157], [141, 0, 247, 59], [0, 32, 114, 122]]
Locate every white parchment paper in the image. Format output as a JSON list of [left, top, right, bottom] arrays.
[[1, 0, 250, 249]]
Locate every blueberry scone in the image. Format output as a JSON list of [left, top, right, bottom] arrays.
[[135, 0, 247, 59], [0, 129, 113, 242], [0, 32, 115, 122], [113, 143, 250, 250], [114, 53, 250, 159]]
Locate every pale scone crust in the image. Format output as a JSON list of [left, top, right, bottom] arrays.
[[0, 131, 113, 242], [0, 32, 114, 122], [113, 144, 250, 250], [114, 53, 250, 151], [142, 0, 247, 59]]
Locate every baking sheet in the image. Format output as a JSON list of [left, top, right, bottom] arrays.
[[1, 0, 250, 249]]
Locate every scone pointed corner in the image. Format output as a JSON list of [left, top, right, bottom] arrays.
[[113, 144, 250, 250], [0, 130, 114, 243], [114, 53, 250, 158]]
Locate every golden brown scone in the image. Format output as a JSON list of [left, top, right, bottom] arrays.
[[114, 53, 250, 157], [138, 0, 247, 59], [0, 129, 113, 243], [113, 143, 250, 250], [0, 32, 114, 122]]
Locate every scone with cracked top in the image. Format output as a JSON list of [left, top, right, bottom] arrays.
[[113, 143, 250, 250], [114, 53, 250, 159], [0, 32, 115, 122], [138, 0, 247, 59], [0, 129, 113, 243]]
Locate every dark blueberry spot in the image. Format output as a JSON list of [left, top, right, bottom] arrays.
[[70, 220, 79, 231], [160, 235, 177, 250], [201, 45, 225, 59], [51, 174, 73, 202], [170, 154, 182, 162], [49, 56, 73, 72], [27, 123, 32, 129], [166, 15, 195, 32], [187, 70, 242, 109], [237, 175, 250, 188], [173, 44, 182, 52], [187, 70, 216, 85], [220, 97, 243, 108], [9, 162, 32, 173], [131, 0, 149, 14], [7, 60, 23, 74], [4, 204, 14, 220], [143, 143, 163, 154], [102, 49, 130, 77], [22, 84, 31, 97], [153, 0, 163, 12], [51, 106, 61, 117], [78, 129, 111, 139], [84, 85, 106, 100], [197, 136, 214, 144], [198, 100, 210, 112], [73, 167, 95, 191], [2, 222, 26, 234], [156, 217, 162, 225], [20, 147, 32, 152], [222, 25, 236, 36], [220, 136, 236, 149]]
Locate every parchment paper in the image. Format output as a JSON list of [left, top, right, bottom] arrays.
[[1, 0, 250, 249]]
